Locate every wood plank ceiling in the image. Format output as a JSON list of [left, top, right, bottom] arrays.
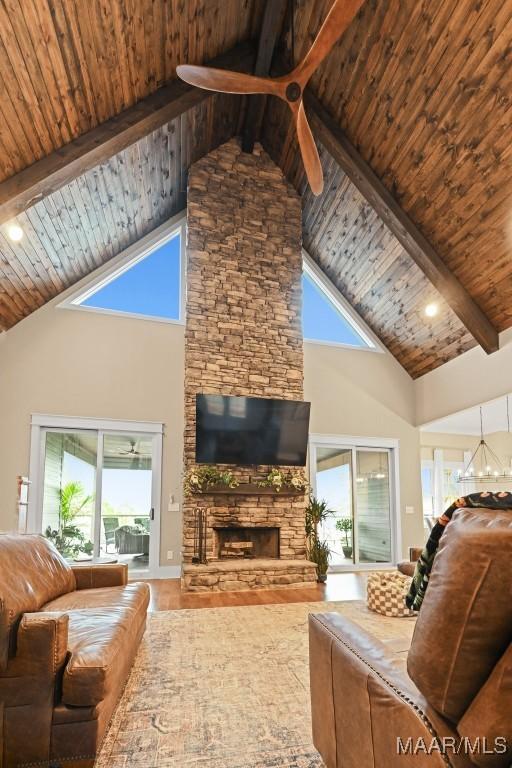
[[0, 0, 262, 330], [263, 0, 512, 376], [0, 0, 263, 183], [0, 0, 511, 380], [0, 93, 244, 329]]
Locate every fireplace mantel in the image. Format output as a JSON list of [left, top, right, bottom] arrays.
[[191, 483, 305, 497]]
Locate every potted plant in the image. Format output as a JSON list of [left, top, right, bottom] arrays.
[[45, 481, 94, 559], [336, 517, 353, 559], [309, 537, 331, 583], [305, 496, 334, 583]]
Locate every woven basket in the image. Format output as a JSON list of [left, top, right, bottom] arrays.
[[367, 571, 415, 618]]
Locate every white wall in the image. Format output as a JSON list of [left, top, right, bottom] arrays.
[[415, 328, 512, 425], [0, 289, 424, 565]]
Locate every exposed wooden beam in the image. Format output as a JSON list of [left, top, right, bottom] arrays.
[[304, 90, 499, 355], [241, 0, 288, 154], [0, 42, 256, 226]]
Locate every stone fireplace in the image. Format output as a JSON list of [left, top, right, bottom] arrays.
[[181, 138, 317, 592]]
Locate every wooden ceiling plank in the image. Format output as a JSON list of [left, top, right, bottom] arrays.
[[0, 64, 39, 170], [17, 210, 67, 290], [319, 0, 393, 129], [47, 0, 97, 135], [99, 157, 132, 252], [65, 180, 103, 268], [0, 233, 52, 303], [54, 187, 98, 275], [241, 0, 287, 154], [305, 90, 499, 354], [3, 0, 71, 146], [27, 0, 82, 139], [347, 0, 447, 144], [396, 29, 512, 223], [24, 205, 75, 286], [376, 1, 508, 184], [0, 20, 54, 162], [0, 40, 255, 227], [82, 165, 116, 262], [112, 150, 140, 245], [362, 0, 466, 172], [40, 196, 84, 282]]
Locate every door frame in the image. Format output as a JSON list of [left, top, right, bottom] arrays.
[[309, 433, 401, 571], [28, 414, 163, 577]]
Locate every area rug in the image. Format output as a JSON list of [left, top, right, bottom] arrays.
[[97, 601, 416, 767]]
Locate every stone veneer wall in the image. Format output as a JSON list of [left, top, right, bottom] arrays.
[[182, 138, 315, 591]]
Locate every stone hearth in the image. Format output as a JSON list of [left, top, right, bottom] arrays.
[[181, 139, 316, 592], [182, 559, 317, 592]]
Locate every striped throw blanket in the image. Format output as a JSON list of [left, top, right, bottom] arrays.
[[406, 491, 512, 611]]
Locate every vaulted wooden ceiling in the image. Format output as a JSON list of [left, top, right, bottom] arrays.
[[0, 0, 510, 380]]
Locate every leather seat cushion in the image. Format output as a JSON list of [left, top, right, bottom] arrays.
[[42, 583, 148, 614], [42, 583, 149, 707]]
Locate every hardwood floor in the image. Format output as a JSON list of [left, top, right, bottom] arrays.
[[140, 572, 368, 612]]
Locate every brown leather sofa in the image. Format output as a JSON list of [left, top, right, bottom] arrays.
[[0, 534, 150, 768], [309, 508, 512, 767]]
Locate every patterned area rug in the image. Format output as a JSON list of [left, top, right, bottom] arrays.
[[97, 600, 416, 767]]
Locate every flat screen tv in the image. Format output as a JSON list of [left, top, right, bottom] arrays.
[[195, 394, 310, 466]]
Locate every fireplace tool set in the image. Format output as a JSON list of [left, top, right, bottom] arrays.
[[192, 508, 208, 564]]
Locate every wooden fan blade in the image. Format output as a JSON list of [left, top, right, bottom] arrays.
[[295, 101, 323, 196], [176, 64, 282, 97], [294, 0, 366, 87]]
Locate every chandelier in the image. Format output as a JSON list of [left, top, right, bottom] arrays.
[[457, 399, 511, 483]]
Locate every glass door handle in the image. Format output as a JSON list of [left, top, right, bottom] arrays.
[[150, 508, 155, 521]]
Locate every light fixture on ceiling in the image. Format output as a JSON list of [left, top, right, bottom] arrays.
[[425, 302, 439, 318], [7, 223, 23, 242], [457, 406, 509, 483]]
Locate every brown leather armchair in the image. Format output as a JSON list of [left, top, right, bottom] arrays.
[[309, 508, 512, 767], [0, 534, 150, 768]]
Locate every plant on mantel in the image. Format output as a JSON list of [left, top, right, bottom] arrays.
[[258, 468, 308, 493], [184, 466, 239, 495], [184, 466, 308, 495]]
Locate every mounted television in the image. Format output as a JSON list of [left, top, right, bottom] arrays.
[[195, 395, 310, 466]]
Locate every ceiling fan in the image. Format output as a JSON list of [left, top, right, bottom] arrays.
[[176, 0, 365, 196], [113, 440, 143, 457]]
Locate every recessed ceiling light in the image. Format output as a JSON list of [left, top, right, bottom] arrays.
[[7, 224, 23, 242], [425, 302, 438, 318]]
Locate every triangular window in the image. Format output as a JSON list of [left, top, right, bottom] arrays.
[[66, 222, 183, 323], [302, 256, 375, 349]]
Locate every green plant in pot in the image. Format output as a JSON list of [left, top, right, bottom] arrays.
[[305, 496, 334, 583], [45, 481, 94, 559], [336, 517, 353, 559]]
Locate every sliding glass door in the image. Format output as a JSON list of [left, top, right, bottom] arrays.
[[99, 434, 153, 569], [36, 426, 159, 576], [311, 439, 397, 569], [315, 447, 354, 566]]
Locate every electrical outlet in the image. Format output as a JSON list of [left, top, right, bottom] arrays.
[[167, 550, 174, 560]]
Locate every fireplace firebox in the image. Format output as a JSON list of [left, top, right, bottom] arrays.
[[214, 526, 280, 560]]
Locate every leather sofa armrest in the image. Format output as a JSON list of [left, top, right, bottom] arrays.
[[71, 563, 128, 590], [15, 612, 69, 677], [0, 613, 69, 765], [309, 613, 466, 768]]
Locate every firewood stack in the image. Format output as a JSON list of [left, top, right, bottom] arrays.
[[220, 541, 254, 559]]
